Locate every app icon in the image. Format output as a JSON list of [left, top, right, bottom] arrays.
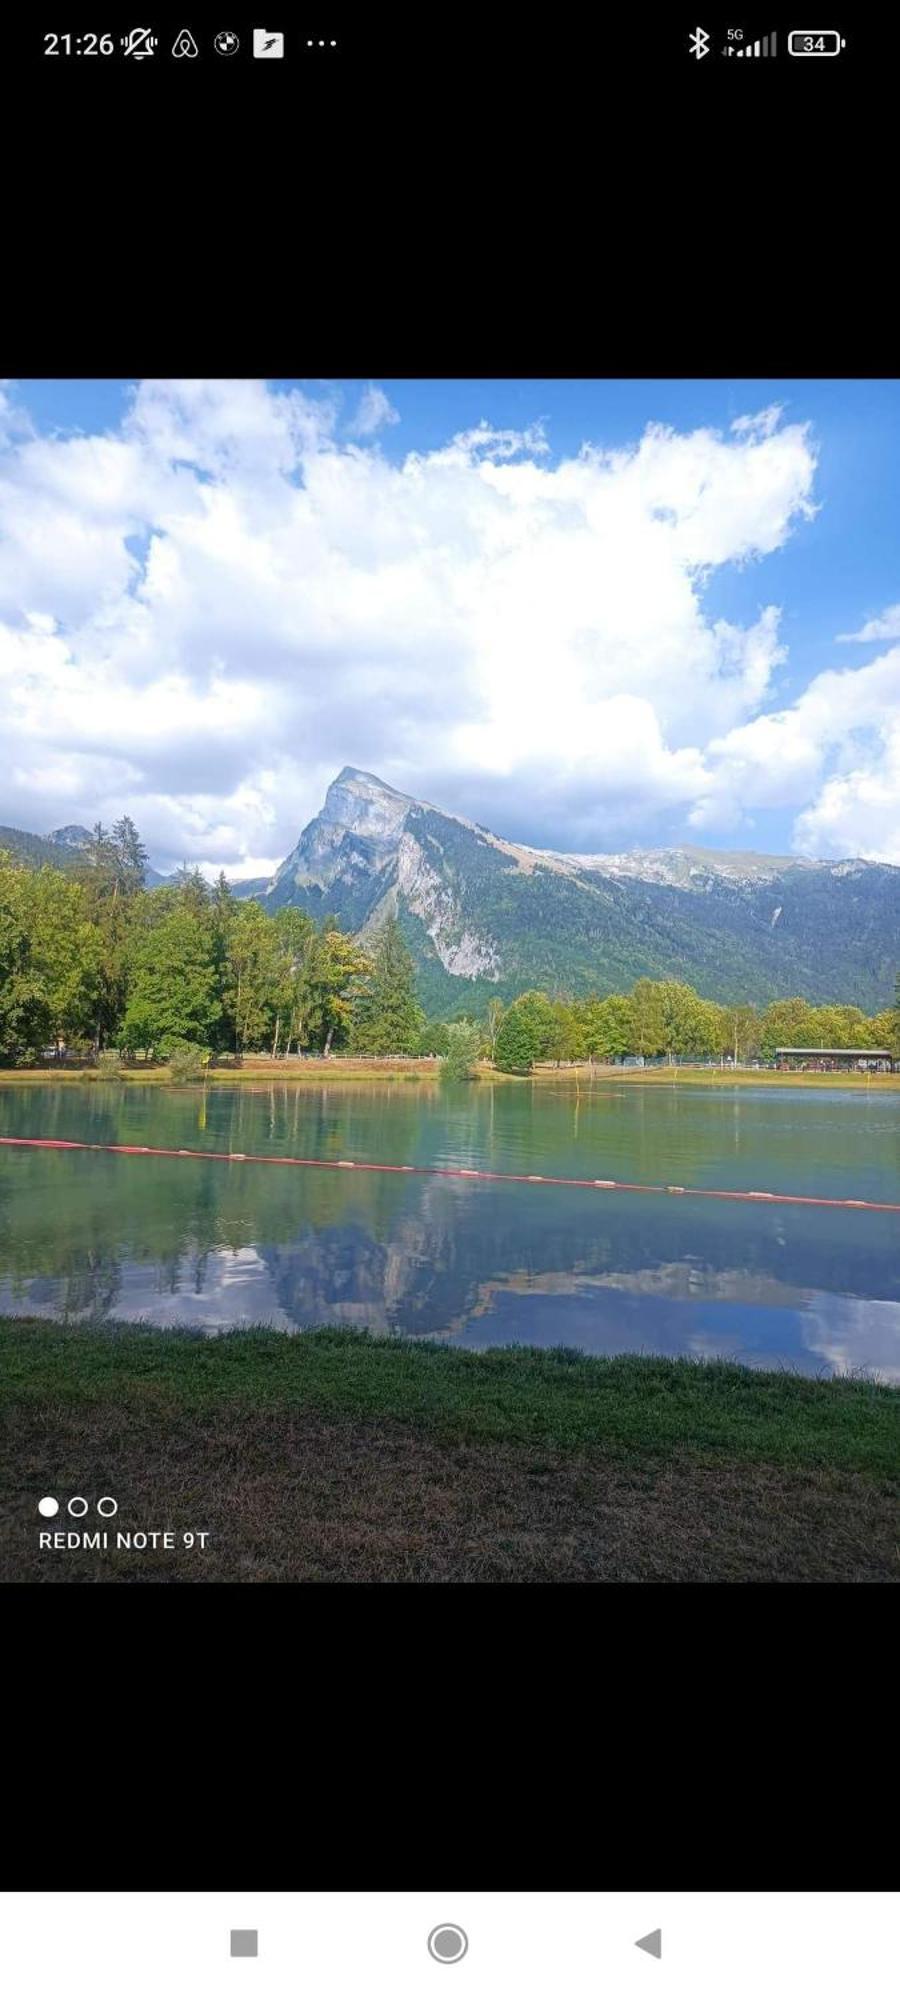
[[214, 29, 240, 54], [253, 28, 284, 57], [172, 28, 199, 57]]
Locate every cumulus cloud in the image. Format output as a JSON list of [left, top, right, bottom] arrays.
[[794, 718, 900, 864], [346, 385, 400, 438], [0, 377, 893, 873], [837, 603, 900, 643], [696, 647, 900, 859]]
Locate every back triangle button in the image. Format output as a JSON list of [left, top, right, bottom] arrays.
[[635, 1930, 662, 1960]]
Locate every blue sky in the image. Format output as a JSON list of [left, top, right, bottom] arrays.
[[1, 377, 898, 874]]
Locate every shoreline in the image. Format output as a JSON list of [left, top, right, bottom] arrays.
[[1, 1059, 898, 1090], [3, 1319, 897, 1581]]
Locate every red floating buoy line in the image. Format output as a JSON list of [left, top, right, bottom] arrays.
[[0, 1133, 898, 1213]]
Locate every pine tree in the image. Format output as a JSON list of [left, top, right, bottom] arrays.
[[111, 816, 149, 893], [350, 911, 424, 1054], [493, 1003, 538, 1073], [74, 820, 150, 1050]]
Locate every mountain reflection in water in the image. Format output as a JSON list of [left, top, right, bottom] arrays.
[[0, 1080, 898, 1380]]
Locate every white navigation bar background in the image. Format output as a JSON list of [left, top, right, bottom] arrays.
[[0, 1892, 894, 2000]]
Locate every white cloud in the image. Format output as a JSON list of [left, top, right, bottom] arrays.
[[794, 717, 900, 864], [730, 404, 784, 440], [696, 647, 900, 857], [837, 603, 900, 643], [0, 381, 35, 450], [1, 379, 891, 872], [346, 385, 400, 438], [449, 419, 550, 460]]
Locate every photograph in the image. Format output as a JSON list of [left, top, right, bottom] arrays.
[[1, 375, 897, 1582]]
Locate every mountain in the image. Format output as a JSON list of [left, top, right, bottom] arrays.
[[242, 768, 900, 1012], [0, 822, 168, 888], [0, 823, 93, 872], [3, 775, 896, 1009], [48, 823, 94, 852]]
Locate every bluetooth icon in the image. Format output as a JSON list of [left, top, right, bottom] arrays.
[[688, 24, 710, 58]]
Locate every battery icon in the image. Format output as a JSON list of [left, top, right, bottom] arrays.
[[788, 30, 846, 54]]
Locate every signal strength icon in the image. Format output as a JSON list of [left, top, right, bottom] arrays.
[[727, 30, 778, 55]]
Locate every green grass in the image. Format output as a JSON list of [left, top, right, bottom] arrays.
[[527, 1064, 900, 1090], [4, 1316, 897, 1476], [1, 1059, 896, 1090], [0, 1059, 443, 1087], [4, 1318, 897, 1580]]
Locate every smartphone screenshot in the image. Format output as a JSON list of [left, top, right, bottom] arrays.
[[1, 355, 896, 1582], [1, 12, 894, 1994]]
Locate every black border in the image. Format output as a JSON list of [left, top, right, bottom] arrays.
[[3, 12, 894, 1900], [11, 1582, 893, 1889]]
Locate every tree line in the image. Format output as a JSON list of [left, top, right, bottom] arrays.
[[0, 822, 431, 1067], [482, 982, 900, 1073], [0, 823, 897, 1072]]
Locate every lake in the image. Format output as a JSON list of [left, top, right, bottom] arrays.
[[0, 1080, 898, 1379]]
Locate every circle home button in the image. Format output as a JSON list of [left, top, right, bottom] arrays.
[[427, 1926, 469, 1964]]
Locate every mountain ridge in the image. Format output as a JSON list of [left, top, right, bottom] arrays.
[[2, 770, 897, 1009], [238, 768, 900, 1012]]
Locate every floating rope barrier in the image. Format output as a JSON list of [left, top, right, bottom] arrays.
[[0, 1133, 898, 1212]]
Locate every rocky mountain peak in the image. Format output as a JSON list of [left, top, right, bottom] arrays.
[[321, 767, 416, 840], [48, 824, 92, 848]]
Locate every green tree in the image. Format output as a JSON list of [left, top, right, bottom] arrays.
[[265, 912, 370, 1056], [305, 926, 372, 1054], [576, 993, 634, 1062], [73, 817, 150, 1048], [268, 905, 317, 1057], [441, 1020, 483, 1080], [871, 1007, 900, 1060], [0, 857, 35, 1058], [169, 865, 212, 916], [222, 900, 282, 1054], [759, 996, 817, 1060], [0, 860, 100, 1059], [207, 871, 244, 1051], [350, 912, 424, 1054], [110, 815, 149, 893], [545, 1000, 582, 1064], [417, 1020, 450, 1056], [630, 978, 667, 1058], [510, 990, 556, 1061], [23, 868, 102, 1055], [483, 996, 505, 1063], [652, 981, 714, 1060], [493, 1002, 539, 1074], [806, 1003, 877, 1049], [121, 904, 221, 1055], [719, 1002, 761, 1065]]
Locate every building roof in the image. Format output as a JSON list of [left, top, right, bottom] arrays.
[[775, 1046, 892, 1057]]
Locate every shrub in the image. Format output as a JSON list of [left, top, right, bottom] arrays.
[[162, 1038, 210, 1083], [440, 1021, 483, 1081], [97, 1050, 124, 1077]]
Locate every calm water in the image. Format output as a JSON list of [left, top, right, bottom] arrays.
[[0, 1080, 898, 1378]]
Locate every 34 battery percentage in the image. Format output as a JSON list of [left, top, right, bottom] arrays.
[[787, 30, 846, 55]]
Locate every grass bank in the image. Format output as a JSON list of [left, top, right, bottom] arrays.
[[527, 1064, 900, 1090], [0, 1058, 441, 1086], [3, 1318, 897, 1581], [1, 1059, 898, 1090]]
